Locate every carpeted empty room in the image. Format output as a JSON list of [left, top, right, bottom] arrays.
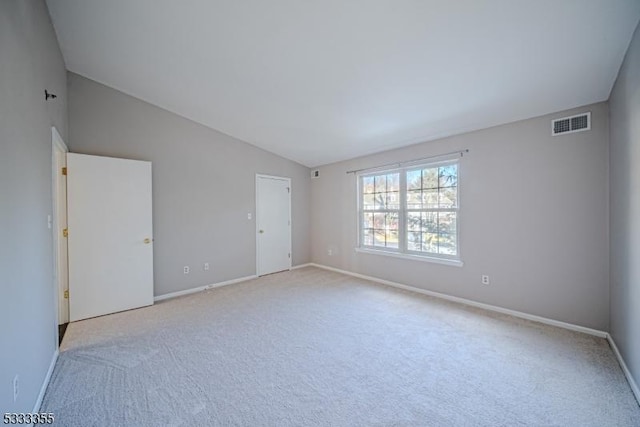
[[42, 268, 639, 426], [5, 2, 640, 426]]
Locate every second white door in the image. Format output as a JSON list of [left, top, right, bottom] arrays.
[[256, 175, 291, 276]]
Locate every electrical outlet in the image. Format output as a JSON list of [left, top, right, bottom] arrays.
[[327, 249, 333, 256], [247, 213, 252, 220], [481, 275, 490, 285], [13, 375, 19, 402], [203, 263, 209, 271], [183, 266, 190, 275]]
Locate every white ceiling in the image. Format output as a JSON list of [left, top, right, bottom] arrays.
[[47, 0, 640, 167]]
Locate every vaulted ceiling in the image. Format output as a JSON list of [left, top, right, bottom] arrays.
[[47, 0, 640, 167]]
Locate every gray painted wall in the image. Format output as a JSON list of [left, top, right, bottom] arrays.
[[0, 1, 68, 412], [311, 102, 610, 331], [609, 21, 640, 393], [67, 73, 311, 297]]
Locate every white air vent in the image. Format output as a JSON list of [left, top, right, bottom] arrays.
[[311, 170, 320, 179], [552, 112, 591, 136]]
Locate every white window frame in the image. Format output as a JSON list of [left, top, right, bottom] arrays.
[[356, 159, 463, 267]]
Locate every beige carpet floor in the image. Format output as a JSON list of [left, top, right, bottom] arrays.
[[42, 267, 639, 426]]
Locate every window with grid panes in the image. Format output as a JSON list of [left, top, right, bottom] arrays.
[[358, 160, 459, 261]]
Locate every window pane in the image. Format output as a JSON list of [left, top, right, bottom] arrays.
[[386, 230, 399, 248], [439, 164, 458, 188], [439, 187, 457, 208], [365, 213, 400, 249], [373, 212, 385, 229], [438, 233, 456, 255], [407, 170, 422, 190], [423, 168, 438, 189], [362, 176, 375, 194], [386, 212, 398, 230], [363, 229, 373, 246], [373, 229, 386, 247], [362, 213, 374, 229], [438, 212, 457, 236], [387, 173, 400, 191], [423, 189, 439, 209], [423, 212, 438, 233], [374, 193, 386, 210], [363, 194, 375, 210], [407, 190, 422, 209], [386, 191, 400, 210], [422, 233, 438, 253], [374, 175, 387, 192], [407, 212, 422, 231], [439, 211, 457, 255], [407, 231, 421, 251]]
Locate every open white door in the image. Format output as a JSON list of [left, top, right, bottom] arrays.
[[256, 175, 291, 276], [52, 128, 69, 326], [67, 153, 154, 321]]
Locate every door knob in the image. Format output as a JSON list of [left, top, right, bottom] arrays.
[[259, 230, 264, 234], [144, 238, 152, 244]]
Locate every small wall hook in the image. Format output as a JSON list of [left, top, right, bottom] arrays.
[[45, 90, 57, 100]]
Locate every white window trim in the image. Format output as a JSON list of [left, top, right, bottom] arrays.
[[356, 158, 462, 266]]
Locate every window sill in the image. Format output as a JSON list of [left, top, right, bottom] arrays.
[[354, 247, 464, 267]]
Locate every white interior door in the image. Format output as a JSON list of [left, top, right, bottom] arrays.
[[67, 153, 154, 321], [52, 128, 69, 325], [256, 175, 291, 276]]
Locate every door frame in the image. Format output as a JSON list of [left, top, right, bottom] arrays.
[[51, 127, 68, 333], [255, 174, 292, 276]]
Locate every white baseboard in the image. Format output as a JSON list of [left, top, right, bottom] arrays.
[[291, 263, 313, 270], [32, 349, 58, 413], [607, 334, 640, 405], [154, 275, 257, 302], [308, 263, 608, 338], [153, 265, 314, 302]]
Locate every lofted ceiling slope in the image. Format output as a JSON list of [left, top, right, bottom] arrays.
[[47, 0, 640, 167]]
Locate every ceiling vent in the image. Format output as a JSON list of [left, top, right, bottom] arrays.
[[552, 112, 591, 136]]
